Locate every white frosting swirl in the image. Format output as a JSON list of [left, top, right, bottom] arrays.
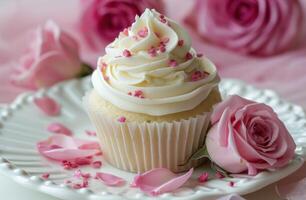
[[92, 9, 220, 116]]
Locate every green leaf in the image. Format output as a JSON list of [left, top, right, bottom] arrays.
[[189, 145, 210, 161], [178, 145, 210, 166], [211, 162, 232, 178], [77, 63, 94, 78]]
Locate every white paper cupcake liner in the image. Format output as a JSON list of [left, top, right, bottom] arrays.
[[83, 93, 211, 173]]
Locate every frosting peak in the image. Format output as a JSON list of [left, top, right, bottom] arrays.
[[92, 9, 220, 116]]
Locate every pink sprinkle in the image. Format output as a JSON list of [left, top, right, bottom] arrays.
[[85, 130, 97, 136], [159, 18, 167, 23], [82, 179, 89, 188], [191, 71, 209, 82], [148, 47, 157, 57], [103, 75, 109, 81], [82, 173, 91, 179], [229, 181, 235, 187], [197, 53, 203, 57], [178, 40, 184, 46], [161, 37, 169, 44], [41, 173, 50, 180], [74, 169, 91, 179], [62, 160, 78, 170], [134, 90, 144, 98], [198, 172, 209, 183], [101, 62, 107, 71], [73, 169, 83, 179], [169, 59, 178, 67], [132, 35, 139, 41], [96, 151, 103, 156], [64, 180, 71, 184], [118, 116, 126, 123], [159, 45, 166, 53], [185, 52, 193, 60], [123, 49, 132, 57], [128, 92, 132, 96], [154, 32, 161, 38], [137, 27, 148, 38], [215, 171, 224, 179], [72, 183, 83, 189], [122, 28, 129, 36], [92, 161, 102, 169]]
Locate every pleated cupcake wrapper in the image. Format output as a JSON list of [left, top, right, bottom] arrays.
[[83, 94, 211, 173]]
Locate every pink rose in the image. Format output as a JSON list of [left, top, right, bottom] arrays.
[[206, 95, 296, 175], [185, 0, 303, 56], [11, 20, 83, 89], [79, 0, 164, 50]]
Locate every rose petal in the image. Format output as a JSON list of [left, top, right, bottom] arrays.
[[276, 177, 306, 200], [47, 122, 72, 136], [37, 135, 100, 161], [95, 172, 125, 186], [132, 168, 193, 196], [34, 96, 60, 116]]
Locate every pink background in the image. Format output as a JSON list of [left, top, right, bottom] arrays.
[[0, 0, 306, 199]]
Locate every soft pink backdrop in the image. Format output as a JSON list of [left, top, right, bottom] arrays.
[[0, 0, 306, 199]]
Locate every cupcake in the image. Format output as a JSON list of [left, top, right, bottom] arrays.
[[84, 9, 221, 173]]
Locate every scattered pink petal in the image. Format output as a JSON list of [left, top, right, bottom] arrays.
[[75, 157, 92, 165], [117, 116, 126, 123], [41, 173, 50, 179], [34, 96, 60, 116], [95, 172, 125, 186], [198, 172, 209, 183], [47, 123, 72, 136], [37, 134, 101, 161], [92, 161, 102, 168], [229, 181, 235, 187], [276, 177, 306, 200], [123, 49, 132, 57], [131, 168, 193, 196], [85, 130, 96, 136]]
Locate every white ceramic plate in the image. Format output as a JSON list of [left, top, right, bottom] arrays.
[[0, 77, 305, 200]]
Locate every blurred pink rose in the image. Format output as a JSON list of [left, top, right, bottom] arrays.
[[185, 0, 303, 56], [79, 0, 164, 50], [206, 95, 296, 175], [11, 20, 83, 89]]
